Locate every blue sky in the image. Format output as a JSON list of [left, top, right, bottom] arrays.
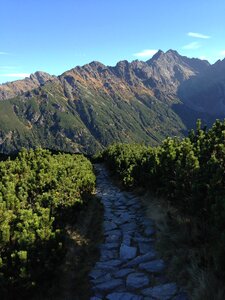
[[0, 0, 225, 83]]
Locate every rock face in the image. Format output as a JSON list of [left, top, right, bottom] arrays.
[[89, 164, 188, 299], [0, 71, 55, 100], [0, 49, 222, 154], [178, 58, 225, 116]]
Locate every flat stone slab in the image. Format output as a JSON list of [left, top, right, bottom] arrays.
[[100, 242, 119, 250], [104, 221, 118, 231], [120, 244, 137, 260], [125, 251, 156, 267], [94, 279, 124, 292], [95, 259, 122, 271], [126, 272, 150, 289], [91, 273, 112, 285], [113, 268, 134, 278], [89, 269, 107, 279], [100, 249, 118, 261], [123, 234, 132, 246], [106, 292, 143, 300], [142, 283, 177, 299], [139, 259, 165, 273], [121, 222, 137, 232]]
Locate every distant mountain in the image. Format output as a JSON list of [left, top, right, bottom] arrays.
[[0, 50, 222, 154], [178, 58, 225, 116]]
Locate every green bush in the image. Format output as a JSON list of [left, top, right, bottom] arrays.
[[103, 119, 225, 280], [0, 148, 95, 297]]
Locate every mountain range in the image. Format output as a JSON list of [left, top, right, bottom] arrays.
[[0, 49, 224, 154]]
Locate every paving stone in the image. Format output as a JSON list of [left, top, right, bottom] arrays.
[[94, 279, 124, 292], [125, 251, 156, 267], [135, 236, 154, 243], [104, 221, 118, 231], [142, 283, 177, 299], [91, 165, 185, 299], [113, 268, 134, 278], [89, 269, 108, 279], [121, 223, 137, 232], [120, 244, 137, 260], [104, 229, 122, 237], [105, 236, 121, 243], [95, 259, 122, 271], [126, 272, 150, 289], [91, 273, 112, 284], [139, 259, 165, 273], [106, 292, 143, 300], [122, 234, 132, 246], [100, 249, 118, 261], [100, 242, 119, 250]]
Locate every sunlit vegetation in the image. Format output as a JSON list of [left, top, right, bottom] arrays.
[[0, 148, 95, 298], [103, 119, 225, 293]]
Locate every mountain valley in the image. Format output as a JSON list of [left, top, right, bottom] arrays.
[[0, 49, 223, 154]]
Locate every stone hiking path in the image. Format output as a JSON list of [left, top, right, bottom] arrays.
[[89, 165, 188, 300]]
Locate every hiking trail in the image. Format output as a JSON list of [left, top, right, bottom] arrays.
[[89, 164, 187, 300]]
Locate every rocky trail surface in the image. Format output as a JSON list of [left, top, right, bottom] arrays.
[[89, 164, 188, 300]]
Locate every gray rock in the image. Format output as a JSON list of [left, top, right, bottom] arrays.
[[100, 249, 118, 261], [90, 297, 101, 300], [125, 251, 156, 267], [89, 269, 107, 279], [104, 221, 118, 231], [121, 222, 137, 232], [142, 283, 177, 299], [106, 292, 143, 300], [91, 273, 112, 284], [105, 234, 121, 243], [100, 242, 119, 250], [139, 259, 165, 273], [95, 259, 122, 271], [120, 244, 137, 260], [126, 272, 150, 289], [94, 278, 124, 292], [123, 234, 132, 246], [135, 236, 154, 243], [113, 268, 134, 278]]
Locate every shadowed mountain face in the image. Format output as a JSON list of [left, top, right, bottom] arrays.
[[0, 50, 222, 154]]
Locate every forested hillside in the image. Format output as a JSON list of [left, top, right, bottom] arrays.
[[0, 50, 218, 155]]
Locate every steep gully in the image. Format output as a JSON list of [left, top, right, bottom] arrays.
[[89, 164, 188, 300]]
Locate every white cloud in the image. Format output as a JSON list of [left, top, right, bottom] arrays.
[[0, 73, 30, 78], [220, 50, 225, 56], [199, 55, 207, 60], [0, 66, 17, 70], [188, 32, 211, 39], [133, 49, 158, 58], [182, 42, 201, 50]]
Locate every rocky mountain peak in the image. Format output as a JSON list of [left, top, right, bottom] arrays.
[[30, 71, 54, 85]]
